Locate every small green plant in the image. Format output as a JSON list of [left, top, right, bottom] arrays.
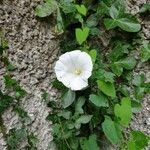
[[36, 0, 150, 149], [0, 33, 38, 149], [6, 128, 38, 150]]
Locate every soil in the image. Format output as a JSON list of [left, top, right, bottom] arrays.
[[0, 0, 150, 150]]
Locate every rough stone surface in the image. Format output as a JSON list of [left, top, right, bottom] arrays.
[[0, 0, 150, 150], [0, 0, 59, 149], [125, 0, 150, 139]]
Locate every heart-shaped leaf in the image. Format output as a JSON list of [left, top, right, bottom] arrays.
[[127, 131, 150, 150], [75, 27, 90, 45], [89, 94, 109, 107], [102, 116, 123, 145], [80, 134, 99, 150], [114, 97, 132, 126], [97, 80, 116, 97], [75, 4, 87, 16]]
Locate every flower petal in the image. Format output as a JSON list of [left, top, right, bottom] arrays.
[[59, 73, 75, 88], [59, 50, 81, 70], [81, 70, 92, 79], [70, 77, 88, 91], [54, 50, 93, 91], [76, 51, 93, 78]]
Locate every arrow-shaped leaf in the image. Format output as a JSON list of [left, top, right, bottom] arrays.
[[75, 27, 90, 45]]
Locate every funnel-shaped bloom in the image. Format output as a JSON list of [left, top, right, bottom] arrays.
[[54, 50, 93, 91]]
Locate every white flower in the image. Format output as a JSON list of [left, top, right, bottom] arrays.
[[54, 50, 93, 91]]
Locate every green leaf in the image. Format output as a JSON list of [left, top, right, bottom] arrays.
[[114, 97, 132, 126], [80, 134, 99, 150], [124, 71, 133, 81], [103, 71, 115, 83], [62, 89, 76, 108], [42, 92, 50, 103], [35, 0, 58, 17], [15, 86, 27, 99], [0, 39, 9, 55], [60, 0, 76, 14], [75, 14, 84, 23], [28, 133, 39, 148], [102, 116, 123, 145], [97, 1, 109, 15], [95, 69, 115, 83], [97, 80, 116, 97], [75, 115, 92, 129], [141, 40, 150, 62], [57, 110, 71, 119], [128, 140, 136, 150], [117, 18, 141, 32], [107, 40, 130, 62], [143, 82, 150, 94], [97, 0, 125, 16], [134, 87, 145, 100], [76, 115, 92, 124], [0, 91, 13, 114], [4, 75, 17, 88], [75, 97, 85, 115], [127, 131, 150, 150], [104, 18, 141, 32], [131, 101, 142, 113], [14, 128, 28, 139], [111, 63, 123, 76], [119, 85, 130, 96], [86, 14, 99, 28], [14, 106, 31, 124], [90, 27, 102, 37], [75, 4, 87, 16], [52, 80, 66, 90], [89, 94, 109, 107], [118, 57, 137, 70], [7, 63, 16, 71], [55, 8, 64, 33], [75, 27, 90, 45], [7, 128, 28, 149], [104, 18, 118, 30], [89, 49, 97, 64], [140, 3, 150, 13], [3, 76, 26, 99], [109, 5, 119, 19], [132, 74, 146, 86], [69, 137, 79, 150]]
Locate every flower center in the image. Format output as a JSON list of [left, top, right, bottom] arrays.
[[74, 68, 82, 75]]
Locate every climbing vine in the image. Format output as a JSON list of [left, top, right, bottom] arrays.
[[0, 0, 150, 150], [35, 0, 150, 149]]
